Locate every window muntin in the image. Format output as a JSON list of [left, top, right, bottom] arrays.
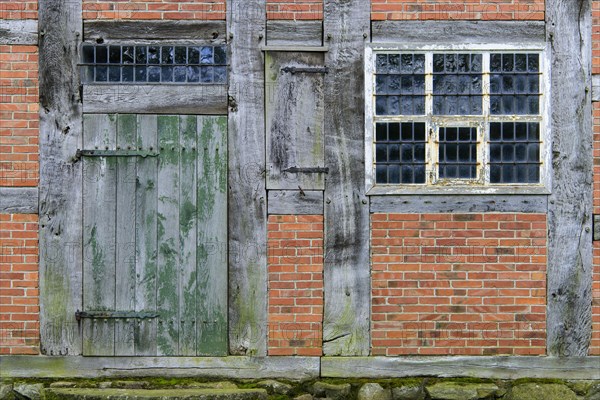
[[375, 122, 426, 184], [366, 46, 547, 191], [81, 45, 228, 84]]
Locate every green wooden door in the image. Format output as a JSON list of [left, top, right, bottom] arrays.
[[81, 114, 228, 356]]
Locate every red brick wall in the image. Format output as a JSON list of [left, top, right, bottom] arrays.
[[593, 1, 600, 74], [0, 214, 40, 355], [83, 0, 226, 20], [267, 0, 322, 20], [0, 0, 37, 19], [371, 0, 544, 20], [592, 102, 600, 356], [267, 215, 323, 356], [371, 213, 547, 356], [0, 45, 39, 187]]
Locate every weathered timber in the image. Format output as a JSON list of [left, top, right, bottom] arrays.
[[82, 114, 117, 356], [0, 187, 38, 214], [1, 356, 320, 379], [38, 0, 83, 356], [0, 19, 38, 45], [592, 74, 600, 102], [134, 115, 159, 356], [266, 20, 322, 47], [115, 114, 138, 356], [227, 0, 268, 356], [321, 357, 600, 380], [371, 21, 545, 45], [196, 116, 228, 356], [265, 51, 325, 191], [322, 0, 371, 356], [268, 190, 324, 215], [370, 195, 548, 214], [83, 21, 226, 44], [546, 0, 594, 357], [82, 85, 228, 115]]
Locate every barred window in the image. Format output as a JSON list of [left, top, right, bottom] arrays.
[[81, 44, 227, 84], [366, 46, 547, 192]]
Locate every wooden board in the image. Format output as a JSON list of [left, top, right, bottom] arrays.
[[38, 0, 83, 356], [226, 0, 268, 356], [82, 114, 117, 356], [197, 116, 228, 356], [322, 0, 371, 356], [266, 20, 323, 47], [0, 19, 38, 45], [265, 51, 326, 191], [268, 190, 324, 215], [83, 85, 228, 115], [0, 187, 38, 214], [546, 0, 594, 357], [83, 21, 227, 44]]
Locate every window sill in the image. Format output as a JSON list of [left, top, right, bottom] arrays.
[[366, 185, 551, 196]]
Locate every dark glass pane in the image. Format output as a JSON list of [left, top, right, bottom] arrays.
[[401, 54, 413, 73], [388, 75, 401, 94], [148, 66, 161, 82], [376, 123, 387, 142], [490, 75, 500, 93], [135, 46, 147, 64], [433, 54, 444, 72], [502, 75, 514, 92], [376, 144, 387, 162], [213, 66, 227, 83], [401, 123, 413, 140], [161, 46, 174, 64], [471, 54, 482, 72], [528, 165, 540, 182], [490, 54, 502, 72], [200, 66, 213, 83], [122, 66, 134, 82], [83, 45, 95, 63], [490, 144, 501, 162], [458, 144, 471, 162], [135, 66, 147, 82], [414, 144, 425, 161], [528, 143, 540, 160], [389, 165, 400, 184], [389, 123, 400, 141], [148, 46, 160, 64], [414, 97, 426, 114], [122, 46, 134, 64], [502, 144, 514, 162], [375, 97, 387, 115], [515, 144, 528, 161], [388, 96, 400, 115], [490, 123, 501, 141], [515, 96, 528, 114], [401, 144, 413, 162], [502, 165, 514, 182], [201, 46, 213, 64], [389, 144, 400, 162], [95, 66, 107, 81], [414, 123, 425, 141], [459, 165, 472, 178], [376, 75, 387, 94], [445, 54, 456, 72], [502, 123, 514, 140], [174, 66, 187, 82], [376, 54, 388, 73], [96, 46, 108, 63], [502, 54, 514, 72], [214, 46, 227, 64], [188, 47, 200, 64], [528, 123, 539, 140], [516, 165, 528, 183], [490, 165, 501, 183], [413, 54, 425, 73], [490, 96, 501, 115], [515, 122, 528, 141], [401, 165, 413, 183], [515, 54, 527, 72], [457, 54, 469, 72], [401, 75, 413, 94], [187, 66, 200, 83], [108, 66, 120, 82], [528, 54, 539, 72], [376, 165, 387, 183], [388, 54, 400, 73], [161, 66, 173, 82], [414, 75, 425, 94], [414, 165, 426, 183], [528, 96, 539, 114], [515, 75, 526, 93], [400, 96, 413, 115], [502, 96, 514, 114], [175, 47, 187, 64], [109, 46, 120, 63]]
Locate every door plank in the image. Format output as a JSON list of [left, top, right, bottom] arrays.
[[82, 114, 117, 356], [197, 116, 228, 356], [178, 115, 198, 356], [134, 115, 159, 356], [156, 115, 181, 355], [114, 114, 138, 355]]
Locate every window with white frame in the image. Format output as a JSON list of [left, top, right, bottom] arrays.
[[365, 45, 549, 193]]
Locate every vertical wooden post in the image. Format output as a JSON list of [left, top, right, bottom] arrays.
[[546, 0, 594, 356], [226, 0, 268, 356], [38, 0, 83, 355], [322, 0, 371, 356]]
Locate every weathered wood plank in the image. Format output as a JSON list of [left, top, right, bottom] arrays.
[[592, 74, 600, 102], [178, 115, 198, 356], [265, 51, 326, 191], [156, 115, 181, 356], [83, 20, 226, 44], [370, 195, 548, 214], [546, 0, 594, 357], [1, 356, 321, 379], [0, 187, 38, 214], [371, 21, 545, 45], [266, 20, 322, 47], [321, 357, 600, 380], [114, 114, 138, 356], [38, 0, 83, 356], [0, 19, 38, 45], [134, 115, 159, 356], [267, 190, 324, 215], [322, 0, 371, 356], [227, 0, 268, 356], [82, 114, 117, 356], [197, 116, 228, 356], [82, 85, 228, 115]]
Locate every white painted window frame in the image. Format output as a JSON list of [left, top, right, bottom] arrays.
[[364, 43, 551, 196]]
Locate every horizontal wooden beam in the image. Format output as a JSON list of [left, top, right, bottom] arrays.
[[266, 20, 322, 47], [370, 195, 548, 214], [0, 19, 38, 45], [0, 356, 320, 379], [0, 187, 38, 214], [83, 21, 226, 44], [371, 21, 545, 45], [321, 357, 600, 380], [268, 190, 323, 215], [82, 85, 228, 114]]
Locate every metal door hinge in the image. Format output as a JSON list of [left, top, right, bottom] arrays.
[[75, 310, 159, 321], [75, 149, 159, 160], [283, 166, 329, 174], [281, 66, 329, 74]]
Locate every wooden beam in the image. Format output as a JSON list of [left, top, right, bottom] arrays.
[[0, 19, 38, 45], [266, 20, 322, 47], [38, 0, 83, 355], [83, 21, 226, 44], [0, 187, 38, 214], [322, 0, 371, 356], [82, 85, 228, 115], [0, 356, 320, 380], [371, 21, 545, 45], [370, 195, 548, 214], [268, 190, 323, 215], [592, 74, 600, 102], [321, 357, 600, 380], [226, 0, 268, 356], [546, 0, 593, 357]]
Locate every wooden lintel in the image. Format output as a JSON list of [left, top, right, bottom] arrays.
[[0, 19, 38, 45], [266, 20, 322, 47], [0, 187, 38, 214], [268, 190, 324, 215]]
